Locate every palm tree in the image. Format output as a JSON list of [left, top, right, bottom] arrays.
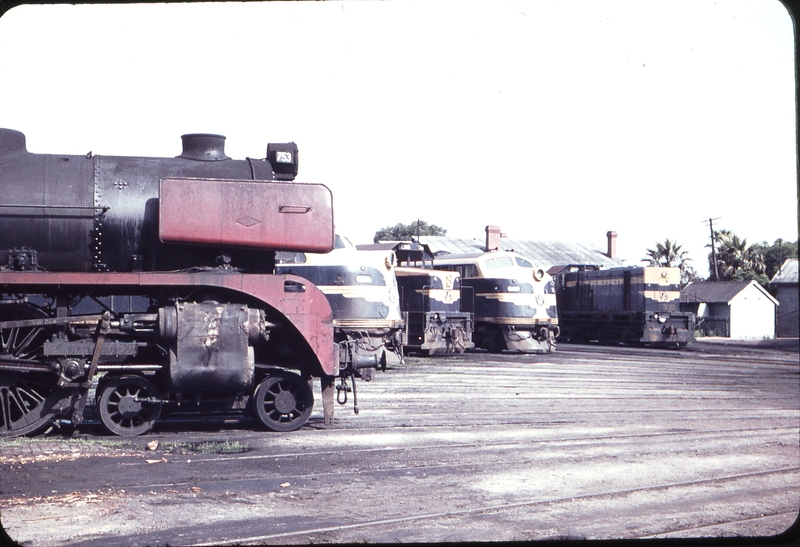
[[709, 230, 766, 281], [644, 239, 691, 269], [644, 239, 694, 287]]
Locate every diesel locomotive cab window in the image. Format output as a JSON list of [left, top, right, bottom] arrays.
[[485, 257, 514, 270], [334, 235, 353, 249], [275, 252, 307, 264], [515, 257, 533, 268]]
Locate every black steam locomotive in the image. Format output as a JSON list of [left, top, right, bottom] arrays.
[[0, 128, 364, 437], [553, 265, 695, 347]]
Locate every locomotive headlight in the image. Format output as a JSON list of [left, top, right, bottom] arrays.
[[533, 268, 545, 281], [507, 285, 521, 292]]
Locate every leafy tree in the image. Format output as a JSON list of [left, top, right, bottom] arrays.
[[708, 230, 766, 282], [731, 267, 771, 288], [373, 220, 447, 243], [643, 238, 697, 287], [750, 238, 798, 280]]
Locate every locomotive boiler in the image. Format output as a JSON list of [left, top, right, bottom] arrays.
[[0, 128, 360, 437], [553, 265, 695, 347]]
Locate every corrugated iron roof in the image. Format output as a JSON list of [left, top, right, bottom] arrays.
[[770, 258, 798, 284], [416, 236, 625, 271]]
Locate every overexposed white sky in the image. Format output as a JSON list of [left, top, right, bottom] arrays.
[[0, 0, 796, 276]]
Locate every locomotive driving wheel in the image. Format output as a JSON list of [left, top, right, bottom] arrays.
[[0, 303, 51, 360], [96, 375, 162, 436], [252, 371, 313, 432], [0, 304, 73, 437], [0, 371, 73, 437]]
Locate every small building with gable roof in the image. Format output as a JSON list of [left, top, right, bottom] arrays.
[[680, 280, 779, 339]]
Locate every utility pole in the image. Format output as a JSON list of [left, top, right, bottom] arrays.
[[703, 217, 721, 281]]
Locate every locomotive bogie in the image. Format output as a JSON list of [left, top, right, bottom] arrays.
[[401, 310, 474, 355], [395, 267, 474, 355]]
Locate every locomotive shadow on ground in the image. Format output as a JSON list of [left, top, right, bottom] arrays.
[[74, 411, 331, 438]]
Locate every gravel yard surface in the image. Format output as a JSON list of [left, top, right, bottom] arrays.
[[1, 338, 798, 546]]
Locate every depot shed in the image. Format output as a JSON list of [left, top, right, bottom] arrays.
[[770, 258, 799, 338], [681, 280, 778, 339]]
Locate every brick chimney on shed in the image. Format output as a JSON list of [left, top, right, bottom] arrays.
[[606, 231, 617, 259], [485, 225, 504, 252]]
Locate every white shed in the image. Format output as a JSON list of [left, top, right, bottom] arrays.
[[681, 281, 779, 339]]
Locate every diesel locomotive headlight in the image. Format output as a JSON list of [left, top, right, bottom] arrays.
[[533, 268, 545, 281]]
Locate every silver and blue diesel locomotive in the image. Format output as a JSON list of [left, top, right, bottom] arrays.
[[433, 250, 559, 353], [276, 235, 404, 405]]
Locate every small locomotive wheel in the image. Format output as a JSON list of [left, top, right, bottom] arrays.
[[252, 372, 313, 432], [97, 375, 161, 436]]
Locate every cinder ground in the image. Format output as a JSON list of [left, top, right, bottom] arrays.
[[1, 338, 798, 546]]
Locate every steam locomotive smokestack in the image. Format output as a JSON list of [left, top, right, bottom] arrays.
[[178, 133, 230, 161]]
